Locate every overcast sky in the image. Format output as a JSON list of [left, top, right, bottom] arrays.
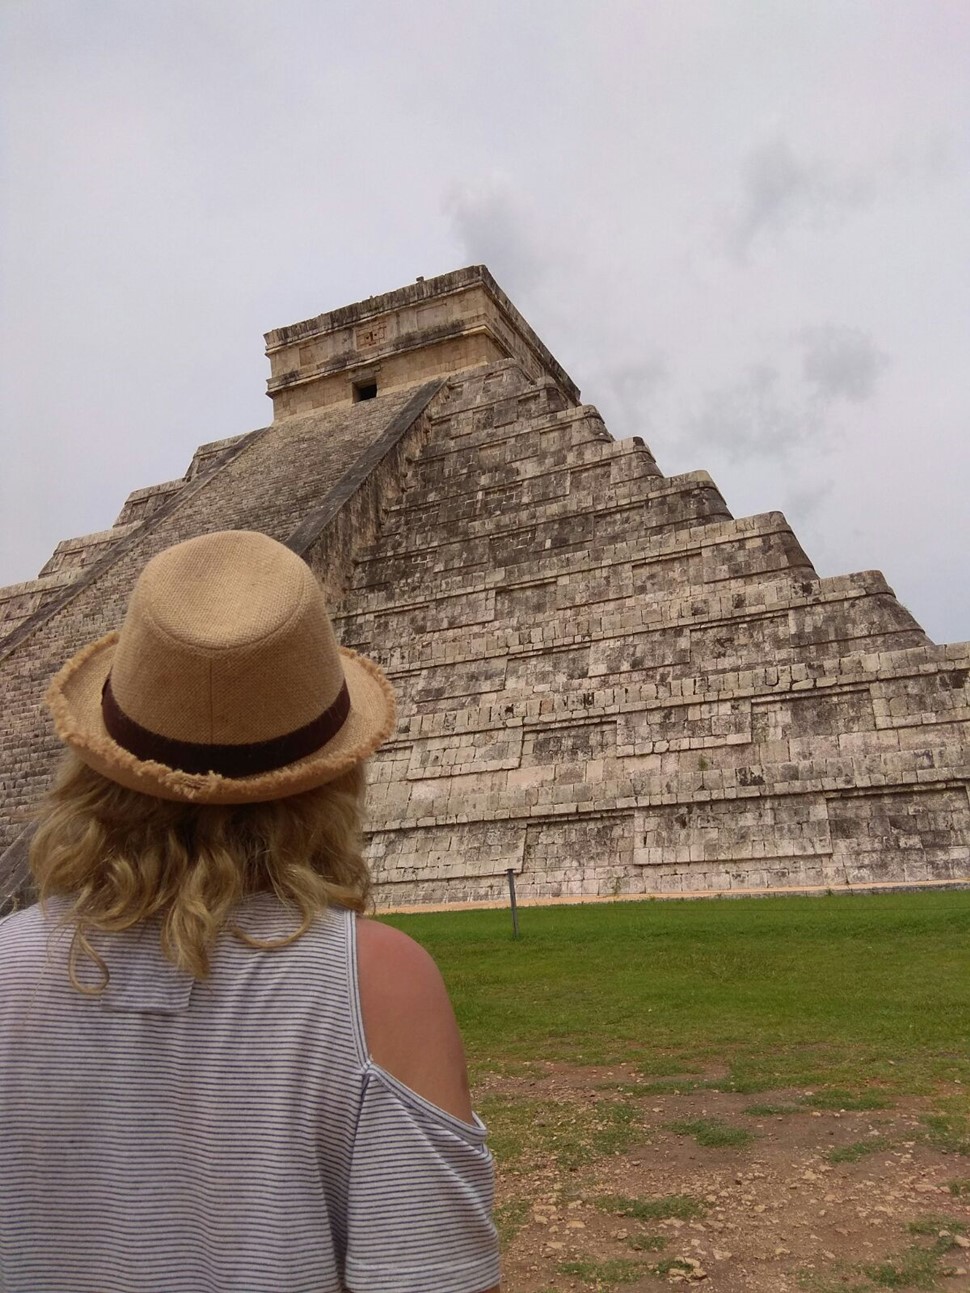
[[2, 0, 968, 643]]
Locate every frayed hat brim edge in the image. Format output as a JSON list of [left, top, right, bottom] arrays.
[[45, 633, 397, 804]]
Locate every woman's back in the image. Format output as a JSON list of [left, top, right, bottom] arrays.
[[0, 896, 498, 1293], [1, 530, 499, 1292]]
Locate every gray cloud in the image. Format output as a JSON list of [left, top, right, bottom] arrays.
[[680, 322, 889, 470], [443, 176, 549, 295], [682, 363, 814, 464], [783, 476, 835, 523], [594, 353, 669, 439], [777, 475, 840, 581], [608, 355, 668, 410], [726, 138, 874, 260], [798, 325, 890, 403]]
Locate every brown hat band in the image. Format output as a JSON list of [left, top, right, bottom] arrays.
[[101, 674, 352, 779]]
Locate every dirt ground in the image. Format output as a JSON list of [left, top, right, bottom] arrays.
[[479, 1063, 970, 1292]]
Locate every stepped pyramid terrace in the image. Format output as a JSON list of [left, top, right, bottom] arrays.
[[1, 266, 968, 910]]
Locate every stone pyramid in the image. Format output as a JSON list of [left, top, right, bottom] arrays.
[[2, 266, 968, 910]]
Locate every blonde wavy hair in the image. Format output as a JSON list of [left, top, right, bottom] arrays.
[[30, 752, 371, 994]]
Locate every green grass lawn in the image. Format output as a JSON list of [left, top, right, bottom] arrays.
[[381, 891, 970, 1094]]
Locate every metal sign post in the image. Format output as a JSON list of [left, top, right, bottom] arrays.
[[505, 868, 520, 940]]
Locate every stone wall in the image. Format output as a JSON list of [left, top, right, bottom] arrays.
[[335, 361, 970, 904]]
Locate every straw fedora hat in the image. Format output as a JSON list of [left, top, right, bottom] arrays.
[[45, 530, 396, 804]]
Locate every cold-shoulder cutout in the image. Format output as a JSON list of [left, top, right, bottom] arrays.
[[355, 916, 473, 1124]]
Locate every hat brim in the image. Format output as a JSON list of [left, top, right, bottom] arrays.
[[46, 632, 397, 804]]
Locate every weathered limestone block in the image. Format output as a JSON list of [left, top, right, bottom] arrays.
[[522, 816, 635, 899], [37, 525, 139, 578], [0, 573, 75, 637], [369, 819, 525, 889], [113, 481, 186, 527], [406, 728, 523, 779]]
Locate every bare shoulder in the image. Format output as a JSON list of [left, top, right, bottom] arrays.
[[355, 916, 442, 989], [355, 917, 473, 1123]]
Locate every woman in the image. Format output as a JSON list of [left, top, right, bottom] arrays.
[[0, 529, 500, 1293]]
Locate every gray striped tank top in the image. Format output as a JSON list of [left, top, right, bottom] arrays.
[[0, 896, 499, 1293]]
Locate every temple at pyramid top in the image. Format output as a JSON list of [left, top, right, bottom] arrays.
[[263, 265, 580, 417], [1, 266, 968, 912]]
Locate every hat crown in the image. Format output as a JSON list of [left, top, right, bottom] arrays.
[[109, 532, 344, 746], [142, 531, 307, 651]]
